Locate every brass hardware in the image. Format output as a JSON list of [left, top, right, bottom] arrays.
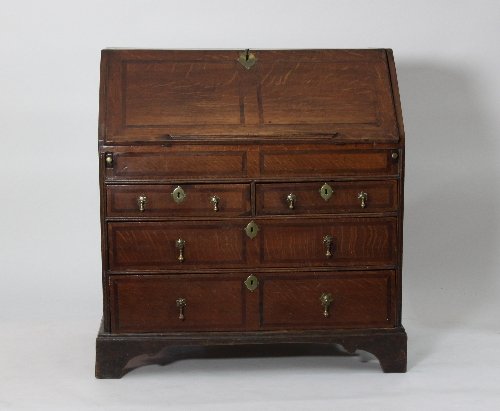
[[358, 191, 368, 209], [286, 193, 297, 209], [172, 186, 186, 204], [210, 195, 220, 212], [176, 238, 186, 262], [238, 49, 257, 70], [244, 274, 259, 291], [105, 153, 113, 167], [323, 235, 333, 258], [391, 151, 399, 160], [319, 183, 334, 201], [176, 298, 187, 320], [137, 195, 147, 212], [244, 221, 259, 239], [319, 293, 333, 318]]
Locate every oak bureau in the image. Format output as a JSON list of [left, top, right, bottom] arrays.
[[95, 49, 407, 378]]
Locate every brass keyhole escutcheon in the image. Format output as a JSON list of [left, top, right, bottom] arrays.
[[286, 193, 297, 209], [172, 186, 186, 204], [319, 293, 333, 318], [319, 183, 333, 201], [244, 275, 259, 291], [238, 49, 257, 70], [244, 221, 259, 239]]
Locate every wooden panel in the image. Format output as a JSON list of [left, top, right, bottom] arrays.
[[108, 221, 248, 271], [260, 149, 397, 177], [107, 183, 251, 217], [261, 271, 395, 329], [102, 49, 399, 142], [109, 274, 246, 333], [107, 150, 247, 180], [258, 217, 397, 267], [124, 61, 242, 127], [256, 180, 398, 215]]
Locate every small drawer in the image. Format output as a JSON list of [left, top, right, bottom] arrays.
[[109, 274, 246, 333], [259, 148, 399, 178], [107, 183, 251, 217], [257, 217, 397, 268], [261, 271, 395, 329], [256, 180, 397, 215], [108, 221, 248, 271], [105, 148, 247, 181]]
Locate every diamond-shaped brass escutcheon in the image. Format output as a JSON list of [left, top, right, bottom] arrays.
[[319, 183, 334, 201], [172, 186, 186, 204], [238, 50, 256, 70], [244, 220, 259, 239], [244, 274, 259, 291]]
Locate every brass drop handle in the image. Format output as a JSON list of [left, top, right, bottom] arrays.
[[176, 298, 187, 320], [319, 293, 333, 318], [137, 195, 147, 212], [210, 195, 220, 212], [176, 238, 186, 262], [323, 235, 333, 258], [358, 191, 368, 209], [286, 193, 297, 209]]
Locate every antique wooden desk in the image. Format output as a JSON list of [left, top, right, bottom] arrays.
[[95, 49, 407, 378]]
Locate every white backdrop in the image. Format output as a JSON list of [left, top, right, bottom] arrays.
[[1, 1, 500, 409]]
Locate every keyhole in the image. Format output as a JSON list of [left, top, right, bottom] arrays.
[[324, 189, 328, 195], [250, 280, 254, 286], [250, 227, 254, 233]]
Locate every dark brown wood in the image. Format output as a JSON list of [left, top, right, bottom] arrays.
[[261, 271, 395, 329], [107, 183, 251, 217], [101, 49, 398, 143], [256, 180, 398, 215], [109, 274, 249, 333], [107, 217, 397, 271], [95, 323, 407, 378], [96, 48, 407, 377]]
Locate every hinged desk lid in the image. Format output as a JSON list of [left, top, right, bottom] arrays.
[[100, 49, 400, 143]]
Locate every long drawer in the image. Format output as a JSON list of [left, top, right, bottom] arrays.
[[108, 270, 395, 333], [107, 217, 397, 271]]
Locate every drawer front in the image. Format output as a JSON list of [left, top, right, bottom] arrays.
[[109, 275, 246, 333], [260, 149, 398, 177], [258, 217, 397, 267], [261, 271, 395, 329], [108, 221, 247, 271], [107, 183, 251, 217], [106, 150, 247, 180], [256, 180, 397, 215]]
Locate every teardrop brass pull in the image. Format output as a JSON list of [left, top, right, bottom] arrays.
[[176, 298, 187, 320], [319, 293, 333, 317], [137, 195, 147, 212], [323, 235, 333, 258], [176, 238, 186, 262], [210, 195, 220, 212], [358, 191, 368, 209], [286, 193, 297, 209]]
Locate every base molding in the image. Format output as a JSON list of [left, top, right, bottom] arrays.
[[95, 322, 407, 378]]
